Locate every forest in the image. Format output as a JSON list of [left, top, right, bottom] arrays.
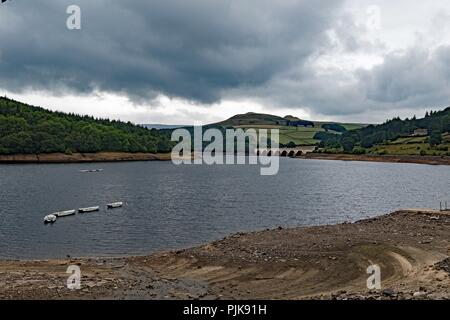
[[0, 97, 173, 154], [314, 107, 450, 153]]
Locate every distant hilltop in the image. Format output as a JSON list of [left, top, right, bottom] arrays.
[[211, 112, 361, 129], [212, 112, 311, 127]]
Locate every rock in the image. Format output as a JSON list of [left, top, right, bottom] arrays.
[[382, 289, 396, 297], [413, 291, 426, 298]]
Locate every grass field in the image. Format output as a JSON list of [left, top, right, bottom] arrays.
[[234, 125, 324, 145], [370, 134, 450, 156], [233, 123, 366, 146]]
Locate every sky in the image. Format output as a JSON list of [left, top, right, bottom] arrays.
[[1, 0, 450, 125]]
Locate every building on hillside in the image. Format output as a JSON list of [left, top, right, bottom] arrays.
[[412, 128, 428, 136]]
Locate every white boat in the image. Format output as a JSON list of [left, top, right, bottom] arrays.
[[44, 214, 57, 224], [78, 206, 100, 213], [53, 210, 76, 217], [107, 202, 123, 209], [79, 169, 103, 173]]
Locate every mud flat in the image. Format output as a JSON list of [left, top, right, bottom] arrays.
[[0, 152, 172, 164], [301, 153, 450, 166], [1, 209, 450, 300]]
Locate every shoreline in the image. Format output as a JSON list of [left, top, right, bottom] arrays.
[[300, 153, 450, 166], [0, 152, 172, 164], [1, 152, 449, 166], [2, 209, 450, 300]]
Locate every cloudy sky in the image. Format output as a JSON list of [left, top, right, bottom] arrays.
[[1, 0, 450, 124]]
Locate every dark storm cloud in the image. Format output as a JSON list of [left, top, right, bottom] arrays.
[[0, 0, 343, 103], [2, 0, 450, 118]]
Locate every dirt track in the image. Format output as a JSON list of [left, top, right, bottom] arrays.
[[1, 209, 450, 300]]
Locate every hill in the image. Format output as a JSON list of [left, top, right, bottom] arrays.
[[0, 97, 173, 155], [213, 112, 288, 127], [211, 112, 367, 146], [314, 107, 450, 156]]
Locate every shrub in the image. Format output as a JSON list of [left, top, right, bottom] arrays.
[[352, 147, 366, 154]]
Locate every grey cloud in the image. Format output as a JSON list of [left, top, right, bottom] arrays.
[[361, 46, 450, 112], [240, 43, 450, 118], [2, 0, 450, 120], [0, 0, 343, 103]]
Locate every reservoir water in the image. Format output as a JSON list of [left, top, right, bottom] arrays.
[[0, 158, 448, 259]]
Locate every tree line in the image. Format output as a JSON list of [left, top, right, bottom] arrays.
[[314, 107, 450, 152], [0, 97, 174, 154]]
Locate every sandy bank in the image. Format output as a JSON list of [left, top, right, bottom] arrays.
[[301, 153, 450, 166], [1, 209, 450, 300], [0, 152, 172, 164]]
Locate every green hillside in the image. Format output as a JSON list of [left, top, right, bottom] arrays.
[[211, 112, 367, 146], [314, 108, 450, 155], [368, 133, 450, 156], [0, 97, 173, 155]]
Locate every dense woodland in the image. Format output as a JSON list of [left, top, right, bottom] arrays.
[[0, 97, 173, 154], [314, 107, 450, 153]]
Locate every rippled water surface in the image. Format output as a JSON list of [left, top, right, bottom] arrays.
[[0, 159, 448, 259]]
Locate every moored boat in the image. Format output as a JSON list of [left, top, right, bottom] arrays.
[[43, 214, 57, 224], [53, 210, 76, 217], [107, 202, 123, 209], [79, 169, 104, 173], [78, 206, 100, 213]]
